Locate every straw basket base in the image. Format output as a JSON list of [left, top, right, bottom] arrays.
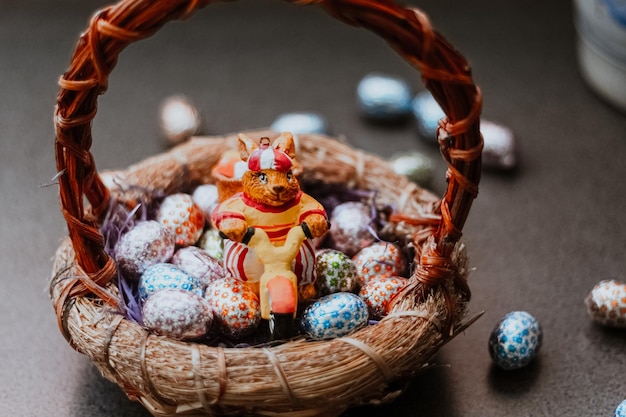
[[50, 131, 474, 417]]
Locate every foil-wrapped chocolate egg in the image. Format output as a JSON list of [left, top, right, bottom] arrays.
[[192, 184, 220, 225], [615, 400, 626, 417], [271, 112, 329, 135], [357, 73, 412, 121], [329, 201, 376, 257], [197, 228, 224, 261], [315, 249, 359, 295], [585, 279, 626, 328], [411, 90, 445, 140], [359, 276, 408, 319], [142, 289, 212, 340], [480, 120, 517, 171], [139, 263, 203, 303], [157, 193, 205, 247], [412, 91, 518, 170], [389, 151, 434, 188], [114, 220, 175, 278], [159, 95, 201, 144], [489, 311, 543, 370], [204, 277, 261, 339], [301, 292, 369, 340], [353, 242, 404, 286], [171, 246, 225, 289]]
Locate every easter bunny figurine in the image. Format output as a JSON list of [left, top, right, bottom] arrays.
[[212, 132, 329, 330]]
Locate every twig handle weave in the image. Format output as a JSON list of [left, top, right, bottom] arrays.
[[54, 0, 482, 304]]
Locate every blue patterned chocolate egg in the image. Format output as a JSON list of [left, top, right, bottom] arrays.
[[139, 263, 203, 303], [204, 277, 261, 339], [614, 400, 626, 417], [115, 220, 175, 278], [359, 276, 408, 319], [271, 112, 329, 135], [411, 90, 445, 140], [489, 311, 543, 370], [301, 292, 369, 340], [142, 289, 212, 340], [171, 246, 225, 289], [315, 249, 358, 295], [357, 73, 412, 121]]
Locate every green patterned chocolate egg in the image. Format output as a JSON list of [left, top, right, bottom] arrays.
[[315, 249, 358, 295]]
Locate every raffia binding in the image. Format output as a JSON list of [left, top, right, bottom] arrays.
[[51, 1, 482, 415], [337, 337, 394, 381]]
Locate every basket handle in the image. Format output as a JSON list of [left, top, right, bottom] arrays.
[[54, 0, 482, 305]]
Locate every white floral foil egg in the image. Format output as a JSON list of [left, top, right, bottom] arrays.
[[489, 311, 543, 370], [205, 277, 261, 339], [114, 220, 175, 278], [139, 263, 203, 303], [585, 280, 626, 328], [353, 242, 404, 286], [197, 228, 225, 261], [329, 201, 376, 257], [301, 292, 369, 340], [192, 184, 220, 225], [142, 289, 212, 340], [157, 193, 205, 247], [359, 276, 408, 319], [357, 73, 412, 121], [171, 246, 225, 289], [315, 249, 358, 295]]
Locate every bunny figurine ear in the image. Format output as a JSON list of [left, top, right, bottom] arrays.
[[238, 133, 258, 162], [273, 132, 296, 159]]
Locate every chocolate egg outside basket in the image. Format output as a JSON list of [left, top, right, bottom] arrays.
[[488, 311, 543, 370]]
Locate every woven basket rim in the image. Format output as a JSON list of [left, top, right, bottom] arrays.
[[51, 1, 483, 415]]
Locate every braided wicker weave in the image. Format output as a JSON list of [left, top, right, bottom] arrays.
[[50, 1, 483, 416]]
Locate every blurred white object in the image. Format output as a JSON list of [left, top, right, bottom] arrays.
[[159, 95, 202, 144], [412, 91, 444, 140], [389, 151, 434, 187], [480, 120, 517, 171], [270, 112, 329, 135], [573, 0, 626, 112], [356, 73, 412, 121]]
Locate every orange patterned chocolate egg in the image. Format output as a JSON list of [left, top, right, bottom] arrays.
[[157, 193, 205, 247], [585, 279, 626, 328], [359, 276, 408, 319], [204, 277, 261, 339], [353, 242, 404, 286]]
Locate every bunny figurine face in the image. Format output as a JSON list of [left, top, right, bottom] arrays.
[[239, 133, 300, 207]]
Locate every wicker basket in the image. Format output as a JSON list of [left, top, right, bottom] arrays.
[[50, 1, 483, 416]]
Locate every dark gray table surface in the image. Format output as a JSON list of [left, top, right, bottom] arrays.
[[2, 0, 625, 416]]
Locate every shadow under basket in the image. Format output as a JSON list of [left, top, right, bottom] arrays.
[[49, 1, 484, 416]]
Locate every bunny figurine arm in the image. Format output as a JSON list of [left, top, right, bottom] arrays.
[[211, 204, 249, 242]]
